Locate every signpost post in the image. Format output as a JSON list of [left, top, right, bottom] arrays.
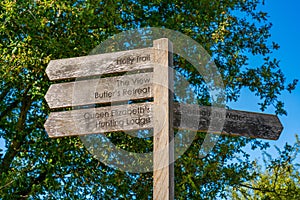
[[44, 38, 283, 200], [152, 39, 174, 200]]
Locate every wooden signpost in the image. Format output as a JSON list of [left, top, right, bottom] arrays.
[[44, 38, 283, 200]]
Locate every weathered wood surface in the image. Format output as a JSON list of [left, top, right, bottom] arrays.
[[44, 103, 152, 138], [44, 38, 284, 200], [46, 48, 154, 80], [173, 103, 283, 140], [45, 102, 283, 140], [153, 38, 174, 200], [45, 72, 153, 109]]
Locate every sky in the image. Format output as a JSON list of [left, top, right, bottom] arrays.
[[229, 0, 300, 164], [1, 1, 300, 169]]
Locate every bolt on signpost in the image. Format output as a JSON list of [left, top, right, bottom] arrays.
[[44, 38, 283, 200]]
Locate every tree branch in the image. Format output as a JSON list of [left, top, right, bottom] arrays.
[[0, 93, 32, 174], [0, 180, 15, 191], [239, 183, 275, 193], [0, 86, 10, 102], [0, 99, 20, 121]]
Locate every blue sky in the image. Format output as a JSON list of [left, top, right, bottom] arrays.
[[1, 1, 300, 167], [229, 0, 300, 163]]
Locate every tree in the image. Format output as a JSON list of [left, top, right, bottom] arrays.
[[229, 136, 300, 200], [0, 0, 297, 199]]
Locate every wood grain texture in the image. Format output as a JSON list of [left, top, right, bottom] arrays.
[[44, 102, 283, 139], [153, 38, 174, 200], [44, 103, 152, 138], [45, 72, 153, 109], [46, 48, 154, 80], [173, 103, 283, 140]]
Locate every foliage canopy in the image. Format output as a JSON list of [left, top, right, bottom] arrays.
[[230, 137, 300, 200], [0, 0, 297, 199]]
